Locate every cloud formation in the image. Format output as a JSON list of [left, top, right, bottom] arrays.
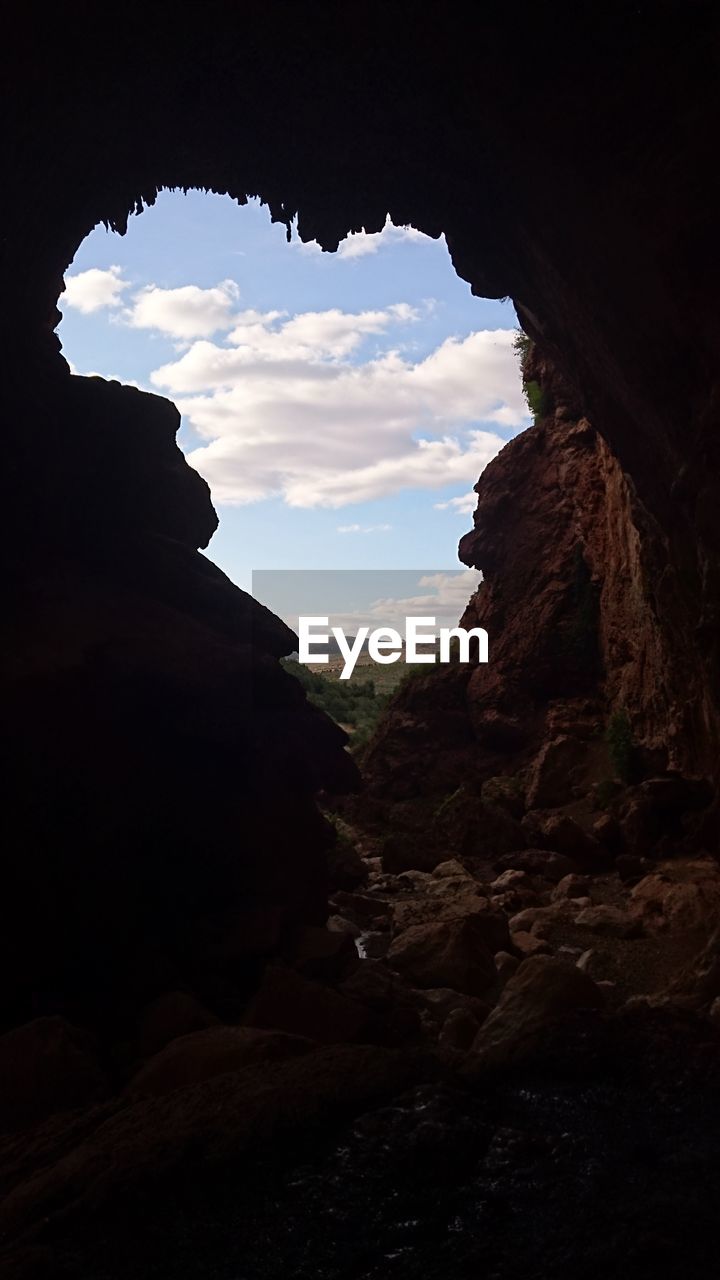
[[148, 305, 526, 507], [62, 264, 527, 511], [434, 493, 478, 515], [311, 570, 483, 634], [337, 523, 393, 534], [125, 280, 241, 339], [295, 217, 431, 260], [336, 219, 430, 260], [62, 265, 130, 313]]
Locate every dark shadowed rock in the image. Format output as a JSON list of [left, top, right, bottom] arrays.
[[0, 1018, 108, 1132], [244, 965, 370, 1043], [126, 1027, 315, 1098], [134, 991, 220, 1060], [387, 916, 502, 995], [493, 849, 579, 883], [470, 958, 604, 1065]]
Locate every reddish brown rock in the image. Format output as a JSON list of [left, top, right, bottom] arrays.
[[244, 966, 370, 1044], [511, 931, 552, 959], [493, 849, 579, 883], [630, 860, 720, 938], [573, 905, 641, 938], [390, 890, 491, 935], [552, 874, 592, 901], [387, 916, 500, 996], [470, 957, 604, 1065], [525, 737, 581, 809], [126, 1027, 315, 1098]]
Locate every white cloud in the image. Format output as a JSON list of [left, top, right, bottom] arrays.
[[434, 493, 478, 515], [125, 279, 241, 339], [292, 217, 431, 260], [62, 265, 130, 313], [337, 218, 431, 260], [311, 570, 483, 634], [337, 523, 393, 534], [148, 318, 526, 508]]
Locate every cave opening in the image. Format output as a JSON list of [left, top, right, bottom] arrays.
[[6, 6, 720, 1272], [56, 188, 528, 590]]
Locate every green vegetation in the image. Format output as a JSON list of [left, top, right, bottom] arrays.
[[281, 657, 390, 749], [606, 707, 634, 783], [513, 329, 553, 423]]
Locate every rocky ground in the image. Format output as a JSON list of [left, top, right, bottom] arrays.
[[3, 826, 720, 1279]]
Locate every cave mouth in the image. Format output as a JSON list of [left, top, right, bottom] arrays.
[[56, 188, 528, 591], [5, 6, 720, 1268]]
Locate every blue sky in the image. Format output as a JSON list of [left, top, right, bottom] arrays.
[[59, 191, 528, 592]]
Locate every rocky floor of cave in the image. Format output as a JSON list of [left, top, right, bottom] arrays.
[[4, 834, 720, 1279], [26, 1024, 720, 1280]]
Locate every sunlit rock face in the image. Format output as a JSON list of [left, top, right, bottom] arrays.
[[458, 346, 701, 779], [357, 348, 716, 871]]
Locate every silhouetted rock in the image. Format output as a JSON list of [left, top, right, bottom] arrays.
[[0, 1018, 107, 1133], [126, 1027, 315, 1098]]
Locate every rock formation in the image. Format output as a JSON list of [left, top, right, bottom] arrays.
[[358, 344, 715, 870], [2, 3, 720, 1275]]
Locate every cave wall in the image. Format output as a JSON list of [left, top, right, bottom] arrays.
[[2, 1, 720, 1023]]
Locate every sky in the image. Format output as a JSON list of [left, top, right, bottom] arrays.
[[58, 190, 528, 598], [251, 569, 483, 637]]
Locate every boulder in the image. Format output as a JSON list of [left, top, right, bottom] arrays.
[[244, 965, 370, 1043], [525, 812, 605, 865], [432, 859, 475, 880], [491, 869, 534, 892], [525, 736, 581, 809], [387, 915, 500, 996], [391, 890, 491, 935], [326, 821, 368, 890], [573, 905, 641, 938], [331, 890, 389, 923], [126, 1026, 314, 1098], [439, 1006, 480, 1050], [471, 957, 604, 1065], [493, 848, 578, 883], [511, 930, 551, 958], [552, 873, 591, 901], [630, 859, 720, 937], [508, 904, 562, 937], [494, 951, 520, 984], [286, 925, 360, 981], [135, 991, 220, 1060], [0, 1017, 108, 1132], [339, 962, 423, 1045]]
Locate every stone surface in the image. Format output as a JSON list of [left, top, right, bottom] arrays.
[[511, 931, 552, 958], [126, 1027, 315, 1098], [630, 860, 720, 937], [573, 905, 642, 938], [387, 916, 499, 996], [494, 850, 579, 883], [471, 958, 604, 1065], [244, 966, 370, 1044], [525, 737, 581, 809], [439, 1006, 480, 1051], [134, 992, 220, 1060], [552, 874, 592, 901]]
